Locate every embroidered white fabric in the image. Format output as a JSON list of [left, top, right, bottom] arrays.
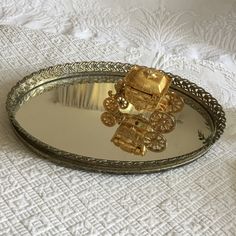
[[0, 0, 236, 235], [0, 0, 236, 72], [0, 24, 235, 236]]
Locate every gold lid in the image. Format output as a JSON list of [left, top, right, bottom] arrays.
[[124, 66, 172, 96]]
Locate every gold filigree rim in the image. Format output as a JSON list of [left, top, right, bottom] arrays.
[[6, 61, 226, 174]]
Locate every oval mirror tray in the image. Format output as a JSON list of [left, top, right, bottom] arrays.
[[6, 62, 226, 174]]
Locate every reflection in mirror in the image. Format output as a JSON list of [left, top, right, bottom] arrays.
[[54, 83, 114, 111], [100, 66, 185, 156], [15, 82, 213, 162]]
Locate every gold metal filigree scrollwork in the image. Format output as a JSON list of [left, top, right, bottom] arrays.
[[101, 65, 185, 156]]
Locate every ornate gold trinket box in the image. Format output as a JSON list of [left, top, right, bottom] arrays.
[[101, 65, 184, 156]]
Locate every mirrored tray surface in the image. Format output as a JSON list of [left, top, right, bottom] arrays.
[[6, 62, 226, 174]]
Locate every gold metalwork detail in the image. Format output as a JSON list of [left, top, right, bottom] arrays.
[[158, 91, 184, 113], [101, 65, 185, 156], [111, 115, 149, 156], [101, 112, 116, 127], [124, 65, 172, 111], [143, 132, 166, 152]]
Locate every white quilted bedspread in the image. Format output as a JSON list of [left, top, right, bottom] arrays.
[[0, 1, 236, 235]]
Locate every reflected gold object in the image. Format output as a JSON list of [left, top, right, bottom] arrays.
[[101, 65, 184, 156], [111, 115, 150, 156], [111, 113, 174, 156]]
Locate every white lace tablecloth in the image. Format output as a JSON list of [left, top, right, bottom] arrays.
[[0, 1, 236, 235]]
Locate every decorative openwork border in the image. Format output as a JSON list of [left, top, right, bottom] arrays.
[[6, 61, 226, 174]]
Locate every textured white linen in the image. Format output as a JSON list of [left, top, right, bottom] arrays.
[[0, 24, 236, 236], [0, 0, 236, 235], [0, 0, 236, 71]]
